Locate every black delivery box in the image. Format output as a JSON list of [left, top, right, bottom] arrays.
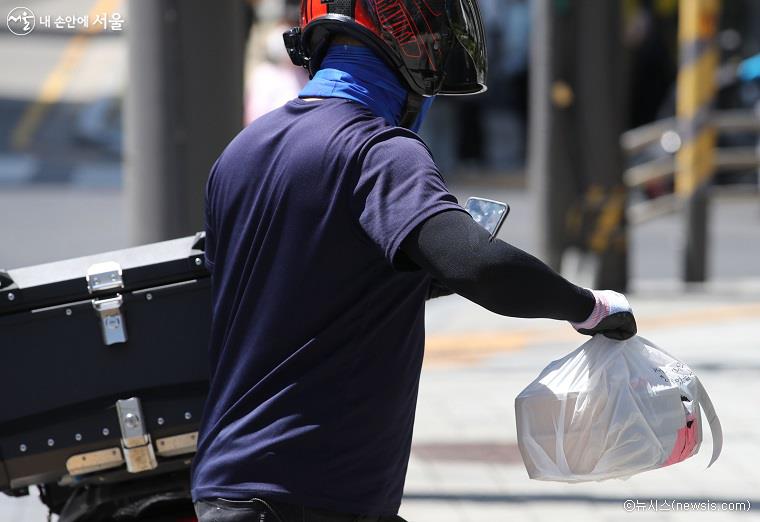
[[0, 234, 210, 492]]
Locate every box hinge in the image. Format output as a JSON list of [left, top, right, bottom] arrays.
[[116, 397, 157, 474], [87, 262, 127, 346]]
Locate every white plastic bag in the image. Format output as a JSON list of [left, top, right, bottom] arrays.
[[515, 335, 722, 482]]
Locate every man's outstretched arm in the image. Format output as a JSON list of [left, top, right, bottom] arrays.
[[400, 209, 636, 339]]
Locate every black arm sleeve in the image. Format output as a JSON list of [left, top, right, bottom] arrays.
[[400, 209, 595, 322]]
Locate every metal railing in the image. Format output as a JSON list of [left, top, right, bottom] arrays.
[[621, 108, 760, 226]]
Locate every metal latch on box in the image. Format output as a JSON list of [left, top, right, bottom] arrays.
[[87, 261, 127, 346], [116, 397, 158, 473]]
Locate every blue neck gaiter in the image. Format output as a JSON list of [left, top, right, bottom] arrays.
[[299, 44, 434, 132]]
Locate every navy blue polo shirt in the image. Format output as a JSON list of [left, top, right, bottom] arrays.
[[191, 97, 463, 515]]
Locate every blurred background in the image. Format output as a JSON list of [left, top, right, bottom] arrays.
[[1, 0, 759, 520]]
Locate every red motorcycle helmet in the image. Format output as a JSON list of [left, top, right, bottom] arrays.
[[284, 0, 488, 97]]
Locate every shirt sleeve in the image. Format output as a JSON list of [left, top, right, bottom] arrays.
[[351, 130, 466, 269]]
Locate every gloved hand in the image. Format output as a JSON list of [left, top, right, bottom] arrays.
[[571, 290, 637, 340]]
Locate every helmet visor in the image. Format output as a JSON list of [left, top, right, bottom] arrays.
[[441, 0, 487, 94]]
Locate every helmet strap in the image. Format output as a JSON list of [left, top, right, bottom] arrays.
[[400, 92, 424, 129]]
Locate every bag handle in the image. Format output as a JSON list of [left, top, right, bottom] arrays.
[[636, 335, 723, 468], [697, 380, 723, 467]]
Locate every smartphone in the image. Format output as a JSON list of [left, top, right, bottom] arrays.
[[464, 197, 510, 240]]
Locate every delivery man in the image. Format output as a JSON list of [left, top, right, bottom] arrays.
[[191, 2, 637, 521]]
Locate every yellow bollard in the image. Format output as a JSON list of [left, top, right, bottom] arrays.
[[676, 0, 720, 282]]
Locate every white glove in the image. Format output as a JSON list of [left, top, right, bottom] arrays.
[[571, 290, 637, 340]]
